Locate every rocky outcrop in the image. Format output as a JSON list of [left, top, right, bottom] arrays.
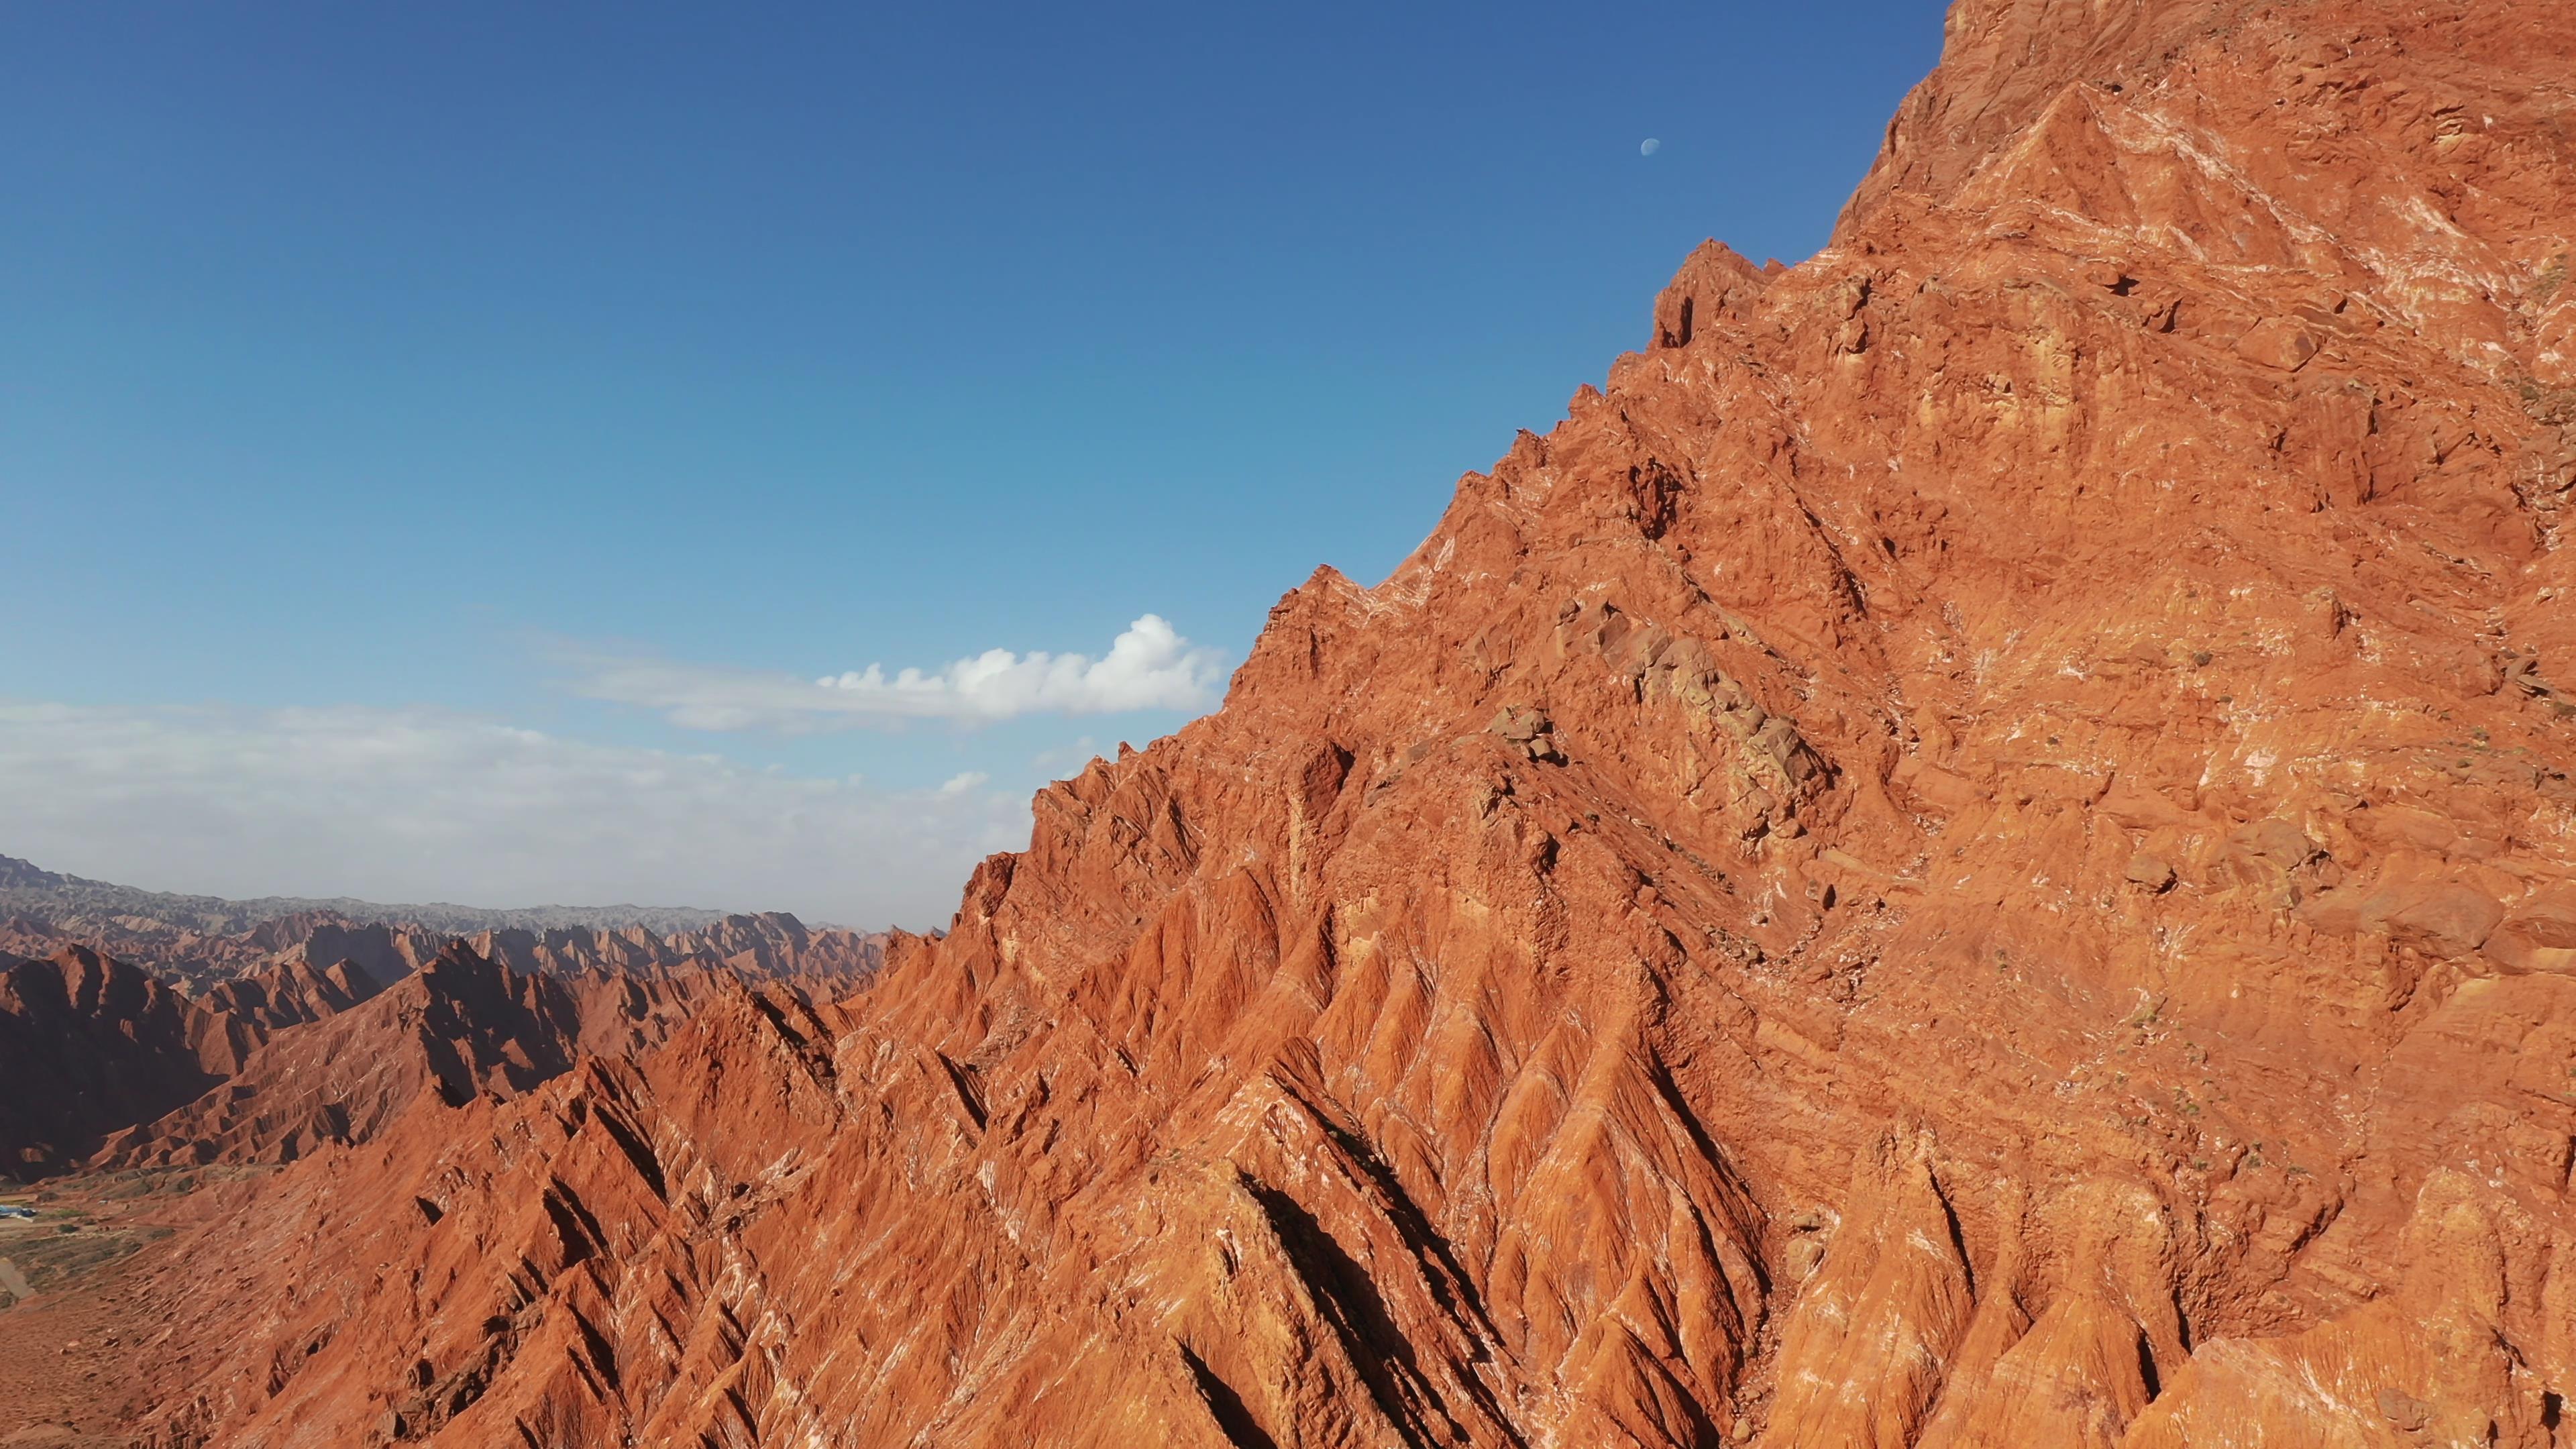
[[19, 0, 2576, 1444], [197, 952, 392, 1035], [0, 936, 759, 1182], [0, 948, 244, 1176], [458, 912, 885, 985], [97, 945, 714, 1171], [0, 908, 425, 989]]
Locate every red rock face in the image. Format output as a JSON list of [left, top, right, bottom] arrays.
[[16, 0, 2576, 1444], [0, 911, 885, 1182], [0, 948, 242, 1175], [0, 909, 425, 988], [94, 945, 718, 1173], [455, 912, 888, 986]]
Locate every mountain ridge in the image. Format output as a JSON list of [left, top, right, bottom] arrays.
[[0, 851, 800, 936], [9, 0, 2576, 1444]]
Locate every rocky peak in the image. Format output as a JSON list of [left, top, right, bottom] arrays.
[[0, 854, 66, 890], [12, 2, 2576, 1445]]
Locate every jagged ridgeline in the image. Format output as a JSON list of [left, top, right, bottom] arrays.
[[8, 0, 2576, 1444], [0, 857, 891, 1182], [0, 851, 739, 936]]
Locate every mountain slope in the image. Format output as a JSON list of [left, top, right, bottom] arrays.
[[97, 944, 718, 1171], [33, 0, 2576, 1444], [0, 949, 248, 1176], [0, 920, 878, 1182]]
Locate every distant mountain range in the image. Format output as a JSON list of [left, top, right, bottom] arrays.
[[0, 853, 899, 1177], [0, 851, 755, 936]]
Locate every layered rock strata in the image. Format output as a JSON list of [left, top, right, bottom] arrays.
[[17, 0, 2576, 1444]]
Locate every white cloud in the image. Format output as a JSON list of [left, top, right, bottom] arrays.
[[0, 702, 1030, 930], [936, 770, 990, 796], [570, 614, 1226, 731]]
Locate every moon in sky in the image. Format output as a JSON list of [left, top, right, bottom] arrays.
[[1640, 138, 1661, 156]]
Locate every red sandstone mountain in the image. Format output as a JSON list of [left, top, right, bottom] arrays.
[[96, 945, 720, 1171], [0, 948, 248, 1176], [195, 950, 393, 1036], [456, 912, 885, 986], [0, 897, 888, 1188], [0, 919, 872, 1183], [12, 0, 2576, 1444]]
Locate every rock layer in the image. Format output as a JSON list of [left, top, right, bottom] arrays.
[[15, 0, 2576, 1444]]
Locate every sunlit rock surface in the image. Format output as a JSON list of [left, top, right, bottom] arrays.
[[10, 0, 2576, 1442]]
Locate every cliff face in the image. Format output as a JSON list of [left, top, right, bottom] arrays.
[[0, 913, 881, 1182], [0, 949, 243, 1175], [94, 945, 717, 1173], [32, 1, 2576, 1445], [456, 912, 887, 985]]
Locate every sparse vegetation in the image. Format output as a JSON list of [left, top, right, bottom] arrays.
[[2535, 253, 2569, 306]]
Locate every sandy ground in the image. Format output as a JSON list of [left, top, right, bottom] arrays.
[[0, 1175, 217, 1448]]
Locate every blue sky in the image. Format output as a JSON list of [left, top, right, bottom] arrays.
[[0, 3, 1944, 926]]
